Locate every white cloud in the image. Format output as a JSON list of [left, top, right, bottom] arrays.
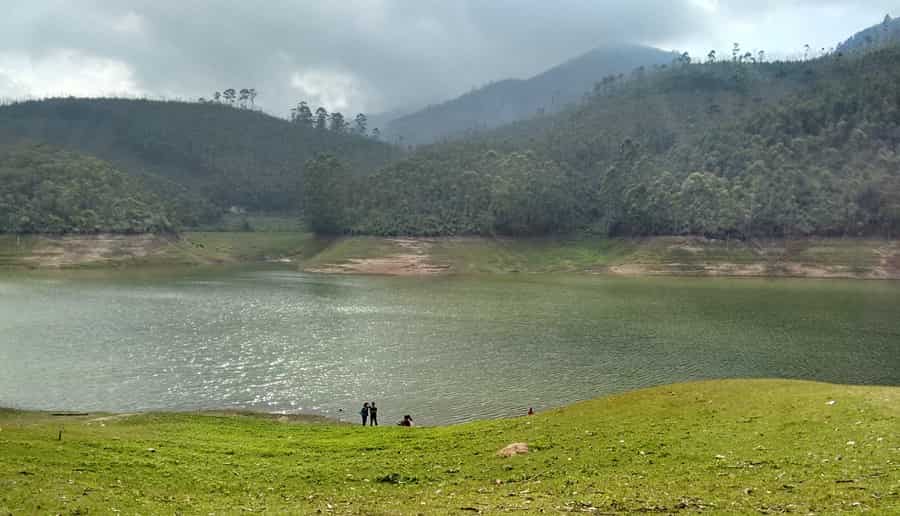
[[289, 69, 369, 113], [0, 50, 144, 100]]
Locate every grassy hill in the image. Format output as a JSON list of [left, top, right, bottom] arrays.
[[1, 380, 897, 514], [0, 98, 398, 225], [386, 45, 676, 145]]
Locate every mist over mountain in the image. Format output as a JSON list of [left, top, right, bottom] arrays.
[[384, 45, 677, 145]]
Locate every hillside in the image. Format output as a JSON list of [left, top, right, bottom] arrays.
[[315, 46, 900, 239], [385, 45, 676, 145], [0, 98, 398, 225], [1, 380, 897, 514], [838, 14, 900, 53], [0, 143, 175, 234]]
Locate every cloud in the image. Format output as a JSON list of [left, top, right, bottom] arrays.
[[0, 50, 144, 100], [0, 1, 895, 117]]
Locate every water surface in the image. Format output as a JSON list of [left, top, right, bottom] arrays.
[[1, 268, 898, 425]]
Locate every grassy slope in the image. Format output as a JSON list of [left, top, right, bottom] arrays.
[[1, 380, 897, 514]]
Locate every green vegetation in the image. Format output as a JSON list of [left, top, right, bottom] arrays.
[[0, 97, 397, 228], [149, 232, 329, 266], [1, 380, 897, 514], [307, 46, 900, 240], [0, 143, 176, 234]]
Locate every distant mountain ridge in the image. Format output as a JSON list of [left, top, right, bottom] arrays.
[[837, 14, 900, 53], [385, 45, 677, 145]]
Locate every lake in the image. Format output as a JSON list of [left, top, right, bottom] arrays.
[[1, 268, 898, 425]]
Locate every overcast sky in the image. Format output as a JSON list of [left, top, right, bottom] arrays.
[[0, 1, 896, 118]]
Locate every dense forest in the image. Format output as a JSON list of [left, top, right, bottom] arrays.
[[0, 143, 175, 234], [0, 97, 396, 228], [309, 45, 900, 238]]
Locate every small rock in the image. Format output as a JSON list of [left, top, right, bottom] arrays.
[[826, 400, 837, 406], [147, 448, 157, 453], [846, 441, 856, 446]]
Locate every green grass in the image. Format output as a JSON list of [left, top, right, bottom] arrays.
[[428, 237, 630, 274], [1, 380, 897, 514], [156, 232, 330, 265], [0, 235, 34, 267]]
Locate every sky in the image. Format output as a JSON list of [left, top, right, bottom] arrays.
[[0, 1, 896, 118]]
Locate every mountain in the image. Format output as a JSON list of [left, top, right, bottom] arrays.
[[384, 45, 677, 145], [309, 47, 900, 238], [837, 14, 900, 53], [0, 98, 398, 226]]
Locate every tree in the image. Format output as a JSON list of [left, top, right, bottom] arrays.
[[213, 91, 221, 103], [248, 88, 257, 108], [354, 113, 368, 136], [314, 107, 329, 130], [223, 88, 236, 106], [303, 154, 348, 234], [238, 89, 250, 108], [291, 101, 313, 126], [371, 127, 381, 140], [329, 112, 347, 133], [707, 50, 717, 64]]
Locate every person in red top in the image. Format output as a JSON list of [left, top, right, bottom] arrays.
[[527, 407, 534, 416]]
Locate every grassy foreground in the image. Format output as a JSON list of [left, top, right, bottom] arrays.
[[1, 380, 898, 514]]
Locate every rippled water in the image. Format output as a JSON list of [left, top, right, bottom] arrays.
[[1, 268, 898, 425]]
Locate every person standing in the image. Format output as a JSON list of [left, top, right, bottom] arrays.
[[360, 402, 369, 426], [369, 402, 378, 426]]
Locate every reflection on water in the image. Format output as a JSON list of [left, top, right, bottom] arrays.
[[1, 269, 898, 425]]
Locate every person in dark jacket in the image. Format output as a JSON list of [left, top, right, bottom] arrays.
[[369, 402, 378, 426], [398, 415, 413, 427], [360, 402, 369, 426]]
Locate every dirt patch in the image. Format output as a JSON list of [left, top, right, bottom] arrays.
[[23, 234, 176, 268], [307, 239, 450, 276], [609, 261, 900, 279], [875, 244, 900, 277], [497, 443, 529, 457]]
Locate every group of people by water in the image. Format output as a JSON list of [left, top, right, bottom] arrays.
[[359, 402, 413, 427]]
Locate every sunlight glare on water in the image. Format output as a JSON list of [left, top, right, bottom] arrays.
[[1, 268, 898, 425]]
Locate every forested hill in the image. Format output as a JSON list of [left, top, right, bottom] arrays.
[[837, 14, 900, 53], [0, 98, 397, 226], [385, 45, 676, 145], [0, 143, 175, 234], [310, 46, 900, 238]]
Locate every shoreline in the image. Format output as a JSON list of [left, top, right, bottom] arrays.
[[2, 233, 899, 280], [3, 377, 898, 428]]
